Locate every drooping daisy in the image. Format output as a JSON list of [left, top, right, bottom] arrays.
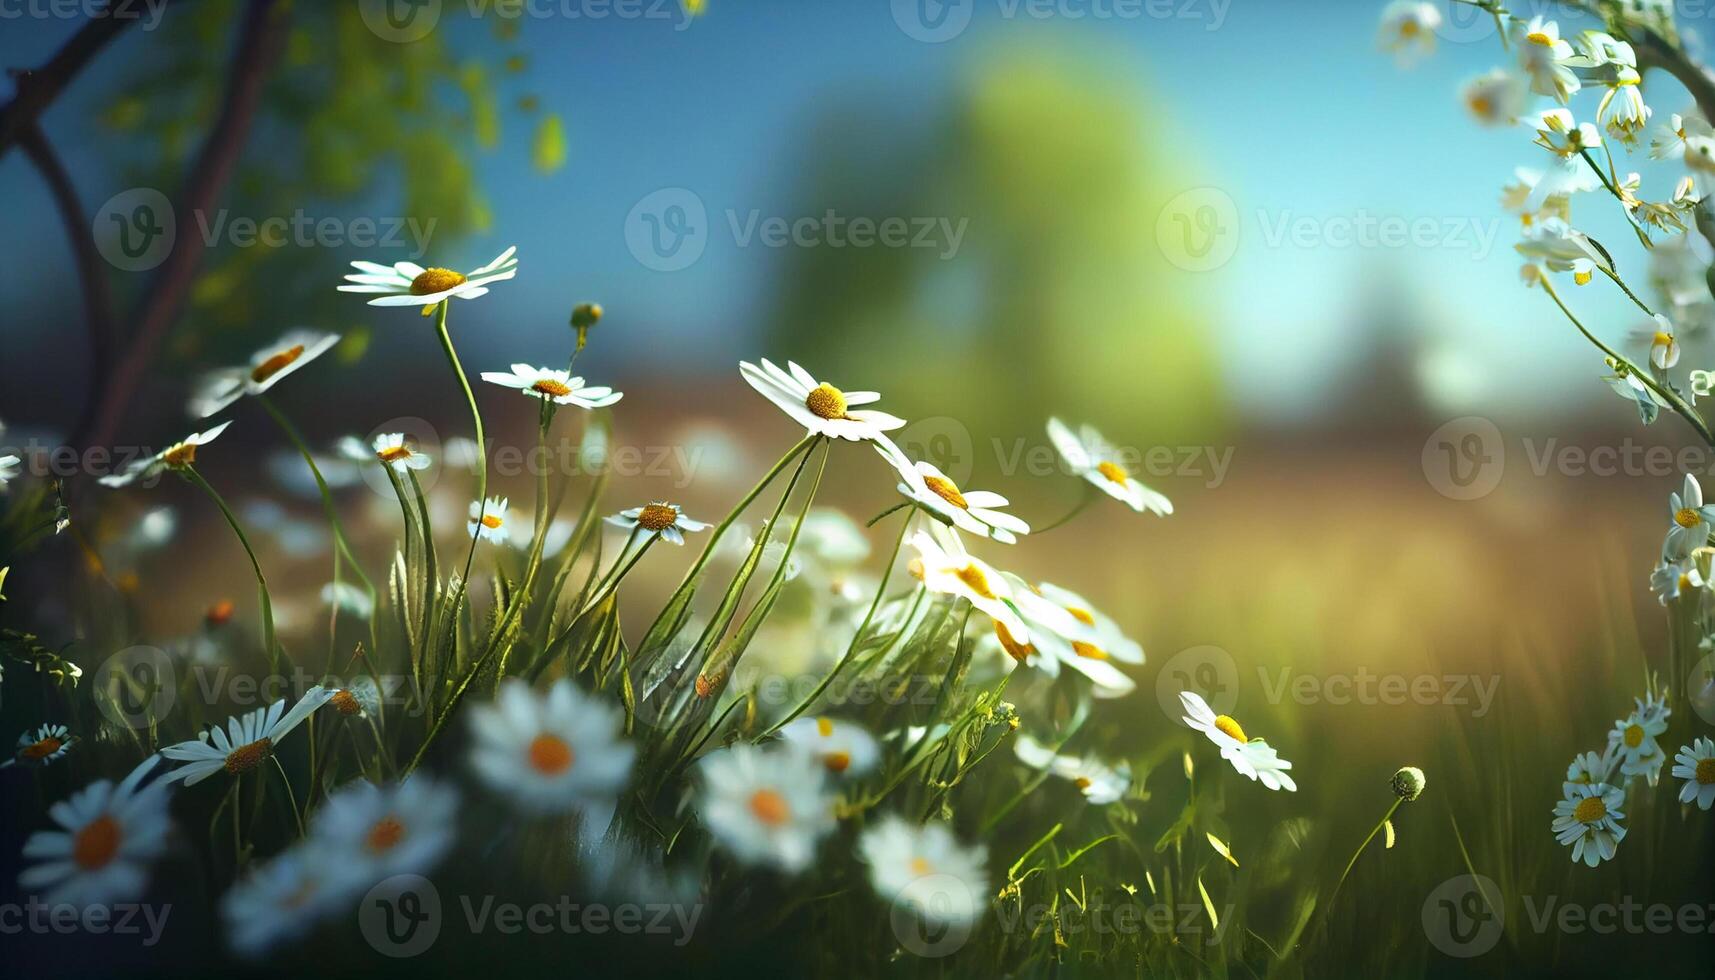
[[739, 358, 906, 442], [99, 422, 233, 488], [311, 776, 459, 880], [1629, 313, 1680, 369], [222, 846, 362, 958], [778, 716, 881, 777], [858, 816, 989, 929], [469, 495, 513, 545], [1597, 67, 1651, 146], [605, 501, 711, 546], [1664, 474, 1715, 558], [695, 743, 836, 873], [1376, 1, 1440, 64], [1046, 419, 1172, 516], [1013, 734, 1130, 804], [467, 678, 635, 815], [879, 442, 1029, 544], [1515, 17, 1580, 103], [189, 330, 341, 417], [370, 433, 432, 472], [158, 687, 336, 786], [907, 525, 1028, 640], [0, 453, 20, 489], [1, 723, 75, 768], [1650, 112, 1712, 161], [1461, 69, 1526, 127], [1179, 691, 1297, 792], [338, 246, 518, 311], [17, 757, 173, 907], [1514, 218, 1609, 284], [329, 676, 382, 719], [1671, 737, 1715, 810], [479, 364, 623, 409], [1551, 782, 1626, 866]]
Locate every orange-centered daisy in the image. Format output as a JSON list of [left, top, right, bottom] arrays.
[[411, 268, 467, 295]]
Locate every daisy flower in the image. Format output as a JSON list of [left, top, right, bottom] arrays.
[[158, 687, 335, 786], [1551, 782, 1626, 866], [858, 816, 989, 929], [370, 433, 432, 473], [739, 358, 905, 442], [1, 723, 74, 768], [311, 776, 459, 879], [1671, 737, 1715, 810], [17, 757, 173, 907], [1523, 111, 1606, 211], [223, 846, 362, 958], [1565, 746, 1620, 796], [1651, 112, 1712, 161], [605, 501, 711, 546], [778, 716, 881, 777], [1597, 67, 1651, 146], [467, 678, 635, 815], [907, 525, 1028, 640], [1013, 734, 1131, 804], [1046, 419, 1172, 516], [1665, 474, 1715, 558], [1609, 693, 1671, 785], [329, 677, 382, 719], [696, 743, 836, 873], [469, 495, 513, 545], [994, 576, 1140, 698], [188, 330, 341, 417], [1515, 17, 1580, 103], [98, 422, 232, 488], [1629, 313, 1680, 369], [0, 453, 20, 489], [879, 442, 1029, 544], [1376, 1, 1440, 65], [1515, 218, 1609, 284], [1461, 69, 1526, 127], [1179, 691, 1297, 791], [338, 245, 518, 311], [479, 364, 623, 409]]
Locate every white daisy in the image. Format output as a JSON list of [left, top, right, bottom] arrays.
[[1609, 692, 1671, 784], [469, 495, 513, 545], [338, 245, 518, 310], [1179, 690, 1297, 791], [1046, 419, 1172, 516], [907, 525, 1028, 640], [797, 508, 872, 566], [1597, 67, 1651, 146], [778, 716, 881, 777], [994, 577, 1140, 698], [604, 501, 711, 546], [1523, 111, 1606, 210], [370, 433, 432, 472], [1376, 1, 1441, 65], [17, 757, 173, 907], [189, 330, 341, 417], [1515, 17, 1580, 103], [311, 776, 459, 880], [696, 743, 836, 873], [879, 442, 1029, 544], [479, 364, 623, 409], [1651, 112, 1712, 161], [157, 687, 336, 786], [1665, 474, 1715, 558], [0, 453, 20, 489], [467, 678, 635, 815], [1551, 782, 1626, 866], [1515, 218, 1609, 284], [1671, 737, 1715, 810], [1565, 746, 1620, 796], [858, 816, 989, 929], [1, 723, 75, 769], [1461, 69, 1526, 127], [739, 358, 906, 442], [98, 422, 233, 488], [223, 845, 362, 958], [1013, 734, 1130, 804]]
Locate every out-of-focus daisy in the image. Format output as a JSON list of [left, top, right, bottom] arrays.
[[99, 422, 233, 488], [1551, 782, 1626, 866], [739, 359, 905, 442], [321, 581, 374, 618], [1597, 67, 1651, 145], [778, 716, 881, 777], [858, 816, 989, 929], [17, 757, 172, 907], [1515, 218, 1609, 284], [223, 846, 360, 958], [338, 246, 518, 310], [1515, 17, 1580, 102], [329, 677, 382, 719], [1461, 69, 1526, 127], [479, 364, 623, 409], [605, 501, 710, 546], [370, 433, 432, 473], [1665, 474, 1715, 558], [0, 454, 20, 489], [469, 495, 513, 545], [879, 443, 1029, 544], [1609, 692, 1671, 784], [1377, 1, 1440, 64], [1179, 691, 1297, 791], [468, 678, 635, 815], [1651, 112, 1712, 161], [1013, 734, 1131, 804], [1501, 170, 1580, 230], [1652, 554, 1707, 604], [798, 508, 871, 566], [907, 525, 1028, 640], [158, 687, 335, 786], [1, 723, 74, 768], [696, 743, 835, 873], [1046, 419, 1172, 516], [1671, 737, 1715, 810], [1523, 111, 1606, 210], [312, 776, 459, 879], [189, 330, 340, 417]]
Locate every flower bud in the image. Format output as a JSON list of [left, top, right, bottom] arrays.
[[1391, 766, 1426, 802]]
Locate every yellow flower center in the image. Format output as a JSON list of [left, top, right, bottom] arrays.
[[1573, 795, 1607, 823], [377, 445, 414, 464], [1655, 331, 1675, 349], [994, 619, 1034, 662], [72, 816, 122, 870], [909, 856, 933, 876], [804, 383, 849, 420], [331, 690, 361, 715], [531, 378, 574, 398], [637, 504, 678, 531], [1469, 95, 1491, 117], [224, 737, 274, 775], [816, 717, 835, 737], [1213, 715, 1247, 744], [1399, 19, 1419, 37], [1526, 30, 1552, 45], [1074, 776, 1092, 790], [365, 816, 406, 854], [922, 475, 969, 510], [748, 788, 791, 827], [161, 442, 198, 468], [481, 514, 505, 530], [250, 344, 306, 384], [1676, 507, 1702, 529], [527, 733, 574, 775], [955, 563, 996, 599], [20, 737, 63, 760], [825, 751, 852, 774], [410, 267, 467, 295], [1697, 758, 1715, 785], [1096, 460, 1129, 485], [1623, 723, 1645, 748], [1072, 641, 1109, 661]]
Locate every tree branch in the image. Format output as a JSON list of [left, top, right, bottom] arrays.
[[1636, 28, 1715, 126], [0, 2, 162, 162]]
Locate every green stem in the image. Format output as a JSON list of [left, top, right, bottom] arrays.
[[183, 467, 282, 669], [1327, 798, 1402, 915], [1036, 481, 1096, 533], [434, 299, 488, 592]]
